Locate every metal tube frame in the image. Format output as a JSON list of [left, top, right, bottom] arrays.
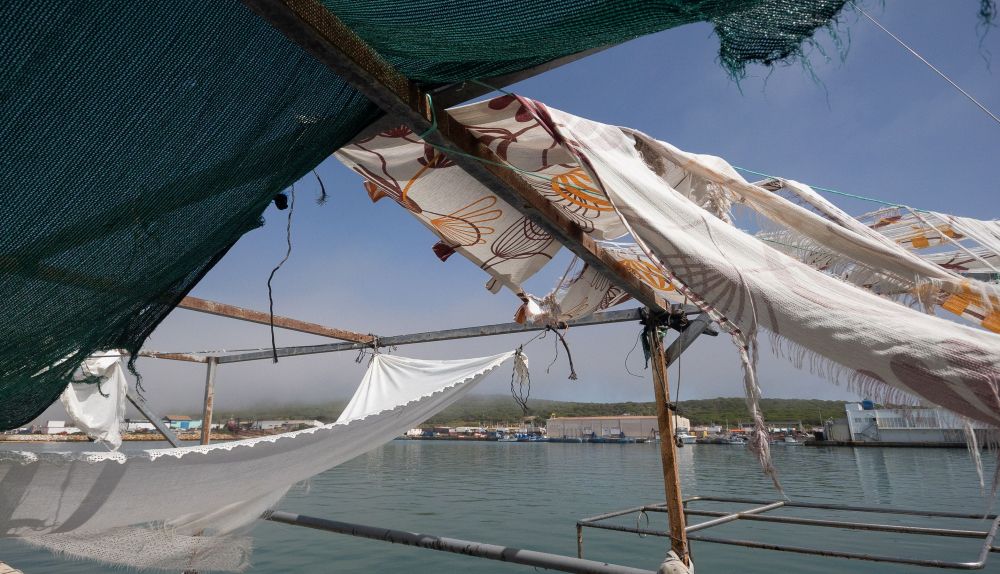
[[264, 510, 655, 574], [576, 495, 1000, 569], [125, 389, 181, 447], [138, 306, 715, 365]]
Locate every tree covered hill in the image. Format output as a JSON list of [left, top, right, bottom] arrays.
[[210, 395, 847, 427]]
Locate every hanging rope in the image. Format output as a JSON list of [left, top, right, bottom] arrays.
[[542, 326, 578, 380], [510, 346, 531, 414], [313, 170, 328, 205], [267, 185, 295, 363], [623, 330, 646, 378], [849, 0, 1000, 128]]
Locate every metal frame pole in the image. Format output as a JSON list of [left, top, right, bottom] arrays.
[[200, 357, 218, 445], [644, 310, 690, 565], [125, 389, 181, 447], [263, 511, 655, 574]]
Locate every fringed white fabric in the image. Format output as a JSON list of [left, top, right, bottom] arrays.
[[339, 96, 1000, 487], [540, 107, 1000, 424], [1, 352, 517, 571]]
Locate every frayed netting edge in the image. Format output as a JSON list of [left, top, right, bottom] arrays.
[[17, 525, 254, 573]]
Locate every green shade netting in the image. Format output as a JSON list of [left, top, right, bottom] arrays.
[[0, 0, 847, 431], [324, 0, 848, 81]]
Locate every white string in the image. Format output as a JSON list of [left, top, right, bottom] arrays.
[[850, 1, 1000, 127]]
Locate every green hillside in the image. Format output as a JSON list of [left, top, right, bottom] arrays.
[[209, 396, 846, 427]]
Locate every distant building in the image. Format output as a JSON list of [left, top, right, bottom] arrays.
[[121, 419, 156, 433], [44, 421, 80, 435], [825, 402, 988, 444], [257, 420, 323, 431], [163, 415, 196, 430], [546, 415, 691, 440]]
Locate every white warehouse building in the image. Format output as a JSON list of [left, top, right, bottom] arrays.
[[546, 415, 690, 440]]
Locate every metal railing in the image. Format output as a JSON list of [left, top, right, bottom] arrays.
[[576, 496, 1000, 570], [263, 510, 656, 574]]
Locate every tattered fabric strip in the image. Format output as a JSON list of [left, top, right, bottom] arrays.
[[335, 126, 559, 294]]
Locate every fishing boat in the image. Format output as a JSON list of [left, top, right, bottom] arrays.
[[676, 432, 698, 445]]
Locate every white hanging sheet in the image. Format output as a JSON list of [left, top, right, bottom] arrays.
[[1, 351, 516, 572]]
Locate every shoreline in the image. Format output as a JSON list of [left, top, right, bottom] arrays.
[[0, 433, 249, 443]]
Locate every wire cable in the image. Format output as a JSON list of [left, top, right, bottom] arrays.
[[850, 0, 1000, 127]]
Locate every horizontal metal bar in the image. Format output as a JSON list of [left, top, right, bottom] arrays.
[[263, 511, 654, 574], [684, 509, 993, 539], [580, 497, 1000, 569], [578, 504, 652, 525], [578, 522, 669, 538], [682, 496, 998, 520], [684, 501, 785, 533], [215, 307, 652, 363], [684, 533, 991, 570]]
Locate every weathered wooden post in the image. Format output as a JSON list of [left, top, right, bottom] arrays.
[[200, 357, 218, 445], [644, 309, 690, 567]]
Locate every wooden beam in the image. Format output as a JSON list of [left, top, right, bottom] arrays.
[[212, 306, 655, 363], [136, 350, 209, 363], [240, 0, 666, 312], [177, 296, 371, 343], [644, 310, 690, 566]]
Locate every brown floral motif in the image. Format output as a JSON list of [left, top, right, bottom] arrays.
[[429, 196, 501, 247], [487, 95, 533, 122], [379, 125, 413, 139], [618, 259, 673, 292], [354, 167, 422, 213], [418, 144, 455, 169], [598, 286, 630, 311], [548, 168, 613, 221], [480, 216, 554, 271]]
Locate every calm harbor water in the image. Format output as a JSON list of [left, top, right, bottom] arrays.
[[2, 440, 999, 573]]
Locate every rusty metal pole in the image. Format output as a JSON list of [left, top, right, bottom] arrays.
[[200, 357, 218, 445], [645, 310, 690, 565]]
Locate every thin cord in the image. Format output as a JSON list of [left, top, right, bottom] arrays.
[[850, 0, 1000, 127], [732, 166, 929, 212], [623, 330, 645, 378], [268, 185, 295, 363]]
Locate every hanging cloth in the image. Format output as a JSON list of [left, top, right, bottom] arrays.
[[1, 351, 519, 572], [60, 351, 128, 449]]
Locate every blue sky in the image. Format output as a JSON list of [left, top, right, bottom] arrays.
[[61, 1, 999, 418]]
